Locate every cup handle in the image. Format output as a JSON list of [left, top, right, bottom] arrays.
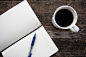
[[70, 25, 79, 32]]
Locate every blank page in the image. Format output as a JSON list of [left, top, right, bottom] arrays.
[[2, 26, 58, 57], [0, 1, 41, 51]]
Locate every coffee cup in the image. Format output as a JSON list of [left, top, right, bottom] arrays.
[[52, 5, 79, 32]]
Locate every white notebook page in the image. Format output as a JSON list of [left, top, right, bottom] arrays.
[[0, 1, 41, 51], [2, 26, 58, 57]]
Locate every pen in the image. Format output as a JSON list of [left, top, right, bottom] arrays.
[[28, 33, 36, 57]]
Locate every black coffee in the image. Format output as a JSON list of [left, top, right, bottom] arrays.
[[55, 9, 73, 27]]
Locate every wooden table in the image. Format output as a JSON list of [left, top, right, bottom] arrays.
[[0, 0, 86, 57]]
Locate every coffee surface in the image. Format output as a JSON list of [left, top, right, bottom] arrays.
[[55, 9, 73, 27]]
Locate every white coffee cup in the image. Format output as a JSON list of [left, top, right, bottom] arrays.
[[52, 5, 79, 32]]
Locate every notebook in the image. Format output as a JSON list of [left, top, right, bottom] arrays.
[[0, 0, 58, 57]]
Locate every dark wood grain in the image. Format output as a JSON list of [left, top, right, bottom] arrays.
[[51, 38, 86, 57], [0, 0, 86, 57]]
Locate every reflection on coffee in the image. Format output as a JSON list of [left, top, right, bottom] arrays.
[[55, 9, 73, 27]]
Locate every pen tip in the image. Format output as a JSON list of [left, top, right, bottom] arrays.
[[34, 33, 36, 37]]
